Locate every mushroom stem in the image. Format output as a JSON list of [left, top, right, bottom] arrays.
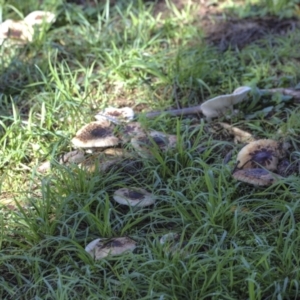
[[145, 105, 203, 118]]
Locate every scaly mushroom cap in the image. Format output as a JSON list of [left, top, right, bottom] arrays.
[[131, 131, 177, 158], [236, 139, 282, 171], [113, 187, 156, 207], [232, 168, 282, 186], [71, 120, 119, 148], [95, 107, 135, 124], [85, 237, 136, 260]]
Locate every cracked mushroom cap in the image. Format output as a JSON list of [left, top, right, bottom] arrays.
[[232, 168, 282, 186], [85, 237, 136, 260], [113, 187, 156, 207], [71, 120, 119, 148], [131, 131, 177, 158], [236, 139, 282, 171], [95, 107, 135, 124]]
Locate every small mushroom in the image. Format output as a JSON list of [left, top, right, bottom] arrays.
[[131, 131, 177, 158], [85, 237, 136, 260], [71, 120, 119, 149], [200, 86, 251, 120], [113, 187, 156, 207], [219, 122, 255, 144], [236, 139, 282, 171], [24, 11, 56, 26], [95, 107, 135, 124], [232, 168, 282, 186], [59, 149, 85, 165]]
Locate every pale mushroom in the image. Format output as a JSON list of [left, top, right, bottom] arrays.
[[95, 107, 135, 124], [236, 139, 283, 171], [113, 187, 156, 207], [24, 11, 56, 26], [71, 120, 119, 148], [85, 237, 136, 260], [0, 19, 34, 45], [131, 131, 177, 158], [232, 168, 282, 186], [219, 122, 255, 144], [200, 86, 251, 120]]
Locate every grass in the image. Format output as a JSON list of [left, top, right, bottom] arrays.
[[1, 0, 300, 299]]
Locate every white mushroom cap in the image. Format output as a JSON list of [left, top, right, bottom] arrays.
[[200, 86, 251, 119], [71, 120, 119, 148], [24, 11, 56, 26], [95, 107, 135, 124], [131, 131, 177, 158], [0, 19, 34, 45], [113, 187, 156, 207], [232, 168, 282, 186], [236, 139, 282, 171], [85, 237, 136, 260]]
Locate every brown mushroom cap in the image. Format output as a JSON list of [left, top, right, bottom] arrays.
[[236, 139, 282, 171], [71, 120, 119, 148], [85, 237, 136, 260], [118, 122, 146, 143], [232, 168, 282, 186], [131, 131, 177, 158], [113, 187, 156, 207]]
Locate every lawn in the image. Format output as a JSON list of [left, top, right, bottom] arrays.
[[1, 0, 300, 299]]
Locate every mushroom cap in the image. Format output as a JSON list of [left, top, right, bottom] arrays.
[[113, 187, 156, 207], [71, 120, 119, 148], [85, 237, 136, 260], [24, 11, 56, 26], [200, 86, 251, 119], [236, 139, 282, 171], [0, 19, 34, 45], [131, 131, 177, 158], [59, 149, 85, 165], [95, 107, 135, 124], [232, 168, 282, 186]]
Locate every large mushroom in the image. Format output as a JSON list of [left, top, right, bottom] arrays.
[[113, 187, 156, 207], [85, 237, 137, 260], [236, 139, 283, 171], [71, 120, 119, 149]]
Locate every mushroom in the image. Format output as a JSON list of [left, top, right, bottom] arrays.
[[0, 19, 34, 45], [145, 86, 251, 120], [24, 11, 56, 26], [71, 120, 119, 149], [85, 237, 136, 260], [113, 187, 156, 207], [232, 168, 282, 186], [95, 107, 135, 124], [236, 139, 283, 171], [200, 86, 251, 120], [131, 131, 177, 158], [218, 122, 255, 144]]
